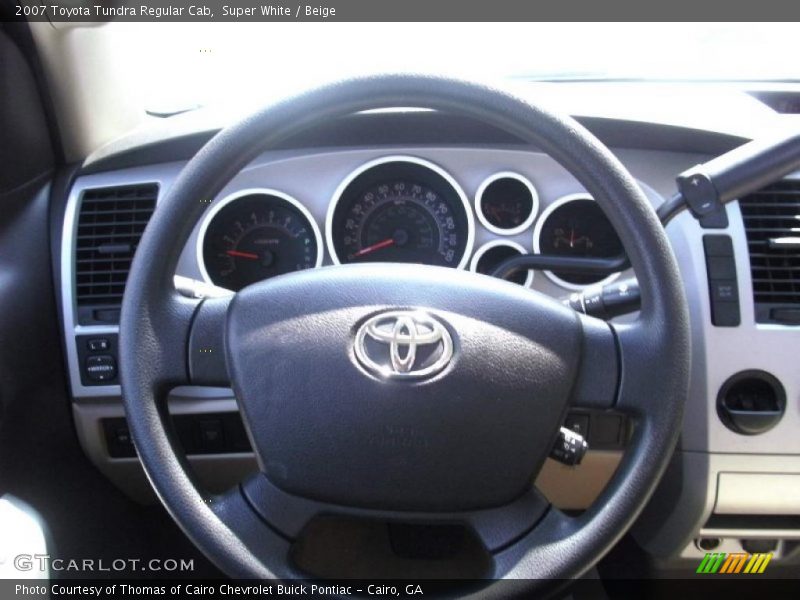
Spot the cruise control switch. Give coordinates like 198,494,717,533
549,427,589,466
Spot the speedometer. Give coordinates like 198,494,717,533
198,189,322,292
327,157,474,268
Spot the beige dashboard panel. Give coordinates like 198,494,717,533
535,451,623,510
715,472,800,515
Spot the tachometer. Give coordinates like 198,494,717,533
327,157,473,268
533,194,625,289
199,189,322,291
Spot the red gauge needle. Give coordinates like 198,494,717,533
350,238,395,259
226,249,259,260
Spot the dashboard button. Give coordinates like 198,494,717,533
102,418,136,458
198,419,225,452
710,301,741,327
113,426,131,447
87,338,110,351
110,429,136,457
706,256,737,279
702,234,734,256
85,355,116,382
710,279,739,303
589,414,623,447
564,414,590,438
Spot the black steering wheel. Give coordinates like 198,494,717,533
119,75,690,592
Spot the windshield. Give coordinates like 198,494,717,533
104,22,800,114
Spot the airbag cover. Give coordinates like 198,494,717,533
226,264,581,511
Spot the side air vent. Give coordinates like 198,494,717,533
740,179,800,324
74,183,158,325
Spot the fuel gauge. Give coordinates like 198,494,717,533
475,172,539,235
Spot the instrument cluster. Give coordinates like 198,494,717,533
197,155,624,292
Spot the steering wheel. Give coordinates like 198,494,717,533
119,75,690,592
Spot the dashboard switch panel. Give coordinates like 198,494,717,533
77,333,119,386
703,235,741,327
103,412,252,459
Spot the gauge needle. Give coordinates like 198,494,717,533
350,238,395,259
226,249,259,260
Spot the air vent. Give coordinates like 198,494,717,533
740,180,800,323
74,184,158,324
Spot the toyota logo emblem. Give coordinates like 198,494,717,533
354,310,454,379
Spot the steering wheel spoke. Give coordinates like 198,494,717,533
570,314,676,418
567,314,620,410
206,482,299,579
187,295,233,387
491,505,577,579
239,474,551,556
120,290,200,394
610,319,685,417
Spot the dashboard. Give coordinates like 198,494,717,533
55,95,800,569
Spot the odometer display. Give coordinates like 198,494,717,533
200,191,322,291
329,158,472,268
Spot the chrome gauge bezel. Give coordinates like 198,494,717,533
474,171,539,236
196,188,324,291
469,239,534,288
325,155,475,270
